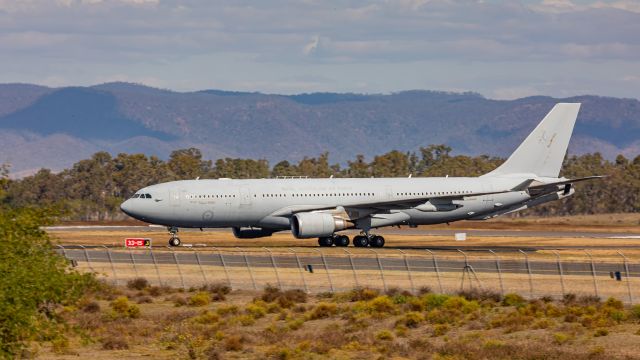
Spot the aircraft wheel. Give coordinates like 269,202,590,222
370,235,385,248
353,235,369,247
318,237,334,247
169,237,181,247
334,235,349,247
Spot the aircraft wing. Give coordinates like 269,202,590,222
266,180,533,218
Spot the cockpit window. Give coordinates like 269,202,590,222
132,194,140,198
145,194,152,199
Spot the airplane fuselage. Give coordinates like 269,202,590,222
121,176,541,229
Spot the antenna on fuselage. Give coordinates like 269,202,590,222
408,174,412,178
195,177,200,180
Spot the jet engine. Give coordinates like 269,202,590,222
232,227,276,239
291,212,351,238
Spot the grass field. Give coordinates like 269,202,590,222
35,281,640,359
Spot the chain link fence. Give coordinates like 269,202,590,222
57,246,640,303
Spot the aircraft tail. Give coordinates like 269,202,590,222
483,103,581,178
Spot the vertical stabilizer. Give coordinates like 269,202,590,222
484,103,581,178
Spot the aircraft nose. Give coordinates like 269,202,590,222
120,199,136,217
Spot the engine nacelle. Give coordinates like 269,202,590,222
291,212,350,238
232,227,275,239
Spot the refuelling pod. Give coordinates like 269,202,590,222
232,227,276,239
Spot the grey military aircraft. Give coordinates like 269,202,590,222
120,103,601,247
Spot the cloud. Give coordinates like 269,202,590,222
303,35,320,56
0,0,638,98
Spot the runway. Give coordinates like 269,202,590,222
44,225,640,240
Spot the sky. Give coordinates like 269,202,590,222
0,0,639,99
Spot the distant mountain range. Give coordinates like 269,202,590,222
1,82,639,177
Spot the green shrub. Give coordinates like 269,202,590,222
442,296,479,314
216,304,239,316
609,309,627,323
188,291,211,307
350,287,380,301
0,207,98,357
109,297,140,318
110,296,130,314
287,317,306,330
308,302,337,320
375,330,394,341
193,310,220,324
398,311,425,328
433,324,450,336
423,293,450,310
502,293,526,307
553,332,570,345
237,314,256,326
631,304,640,319
483,339,506,349
604,297,624,310
369,296,396,314
246,302,267,319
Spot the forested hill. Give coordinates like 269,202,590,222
1,82,639,177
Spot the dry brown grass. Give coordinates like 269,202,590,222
34,283,640,359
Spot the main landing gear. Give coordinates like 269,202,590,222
168,226,181,247
318,234,385,248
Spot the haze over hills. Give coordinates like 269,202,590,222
0,82,639,177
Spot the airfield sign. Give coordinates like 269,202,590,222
125,238,152,248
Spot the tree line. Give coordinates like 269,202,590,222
1,145,638,220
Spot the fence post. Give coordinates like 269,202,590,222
215,247,231,287
79,245,95,273
399,250,415,293
263,247,282,289
149,248,163,286
369,249,387,292
57,244,67,258
289,248,308,293
102,246,118,286
426,249,443,293
552,250,565,298
342,249,359,288
488,250,504,296
584,250,599,298
172,248,186,290
519,250,534,298
129,249,139,278
617,250,633,304
313,249,335,293
192,248,208,285
239,247,257,290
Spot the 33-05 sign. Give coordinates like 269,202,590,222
125,238,152,248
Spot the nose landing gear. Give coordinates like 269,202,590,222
168,226,181,247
